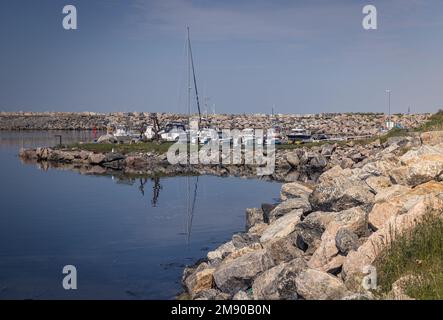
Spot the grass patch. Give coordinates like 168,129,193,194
379,127,410,144
60,141,175,154
417,110,443,132
375,214,443,299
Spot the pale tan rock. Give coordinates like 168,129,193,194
295,268,349,300
420,131,443,145
280,182,313,201
369,181,443,230
343,194,443,292
260,210,303,243
185,264,216,298
207,241,235,261
374,184,410,203
307,221,341,271
366,176,392,193
247,222,268,236
391,153,443,186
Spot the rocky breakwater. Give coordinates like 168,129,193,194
1,112,428,137
20,138,386,182
18,146,201,177
181,130,443,300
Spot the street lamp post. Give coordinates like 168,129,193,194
386,89,391,129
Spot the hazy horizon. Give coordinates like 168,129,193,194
1,0,443,115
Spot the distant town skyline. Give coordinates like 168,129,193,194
1,0,443,115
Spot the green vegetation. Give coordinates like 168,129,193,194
417,109,443,132
61,141,175,154
378,127,410,144
375,214,443,300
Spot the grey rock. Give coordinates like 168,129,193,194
286,153,300,168
232,233,260,249
261,203,277,224
335,228,359,254
252,258,306,300
245,208,264,229
194,289,230,300
263,233,304,264
269,198,311,222
309,166,375,212
232,291,251,300
213,249,275,294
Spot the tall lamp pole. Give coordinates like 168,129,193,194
386,89,391,129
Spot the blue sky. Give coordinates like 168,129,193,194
1,0,443,114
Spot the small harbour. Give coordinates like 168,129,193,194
0,131,281,299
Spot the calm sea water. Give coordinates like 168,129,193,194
0,131,281,299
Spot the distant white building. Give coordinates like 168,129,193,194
385,120,395,130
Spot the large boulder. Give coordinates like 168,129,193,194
335,228,359,255
252,258,307,300
263,234,304,264
373,184,410,203
280,182,313,202
231,233,260,249
245,208,264,229
368,181,443,231
307,221,342,272
194,289,230,300
294,211,332,254
88,153,106,165
232,291,252,300
295,268,349,300
184,262,215,298
261,203,277,223
390,154,443,186
365,176,392,194
268,198,311,222
103,152,124,163
213,249,275,294
343,193,443,292
321,144,335,157
305,207,367,272
331,207,368,237
207,241,236,261
260,210,303,243
286,153,300,168
47,150,75,162
358,157,398,180
309,166,375,212
420,131,443,145
308,153,328,170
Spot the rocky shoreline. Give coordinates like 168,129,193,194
17,129,443,300
180,130,443,300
